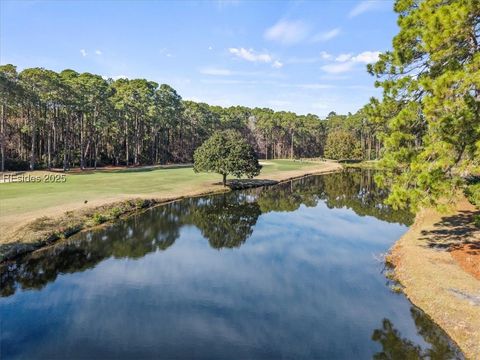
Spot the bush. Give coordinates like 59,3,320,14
110,207,123,219
92,212,107,225
465,183,480,208
4,159,30,171
473,215,480,228
135,199,148,209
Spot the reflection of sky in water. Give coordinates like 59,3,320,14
0,173,456,359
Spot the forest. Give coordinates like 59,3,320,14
0,0,478,212
0,64,382,171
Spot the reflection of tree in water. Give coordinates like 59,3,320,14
0,201,190,297
372,306,461,359
1,169,413,297
0,194,261,296
320,170,414,226
257,170,414,226
257,178,318,213
188,193,261,249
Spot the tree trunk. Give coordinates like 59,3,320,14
134,117,138,165
80,113,85,170
125,120,129,166
222,173,227,187
1,102,5,172
265,136,268,160
47,129,51,169
290,130,294,159
29,108,35,171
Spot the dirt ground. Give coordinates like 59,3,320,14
389,197,480,359
451,243,480,281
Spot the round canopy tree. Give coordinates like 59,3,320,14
193,130,261,186
324,130,362,160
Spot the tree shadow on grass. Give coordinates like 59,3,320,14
226,178,278,190
110,164,193,174
419,209,480,251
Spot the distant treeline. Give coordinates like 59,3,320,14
0,64,383,171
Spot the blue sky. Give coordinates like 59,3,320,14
1,0,397,117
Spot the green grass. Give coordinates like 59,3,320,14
0,160,324,225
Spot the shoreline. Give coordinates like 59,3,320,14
387,197,480,359
0,162,342,262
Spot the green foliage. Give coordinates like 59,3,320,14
368,0,480,211
134,199,149,209
473,215,480,228
324,130,362,160
109,207,123,219
465,182,480,227
465,183,480,207
92,212,107,225
193,130,261,185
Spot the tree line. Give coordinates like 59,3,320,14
0,64,383,171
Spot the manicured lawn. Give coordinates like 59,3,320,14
0,160,333,235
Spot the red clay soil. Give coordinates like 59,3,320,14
451,243,480,281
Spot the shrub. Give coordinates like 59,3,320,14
465,183,480,208
110,207,123,219
473,215,480,228
92,212,107,225
135,199,148,209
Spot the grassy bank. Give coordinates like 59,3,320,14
0,160,341,259
388,197,480,359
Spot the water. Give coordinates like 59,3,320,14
0,170,460,359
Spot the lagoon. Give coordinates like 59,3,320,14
0,170,459,359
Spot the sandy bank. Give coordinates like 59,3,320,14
388,197,480,359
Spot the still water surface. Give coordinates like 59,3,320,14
0,170,459,359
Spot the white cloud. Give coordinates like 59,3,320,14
321,50,380,74
208,46,213,50
335,53,352,62
264,20,309,45
348,1,382,18
80,49,87,57
335,51,380,64
321,62,355,74
351,51,380,63
320,51,332,60
312,28,341,42
272,60,283,69
200,67,233,76
228,47,272,63
95,49,102,55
